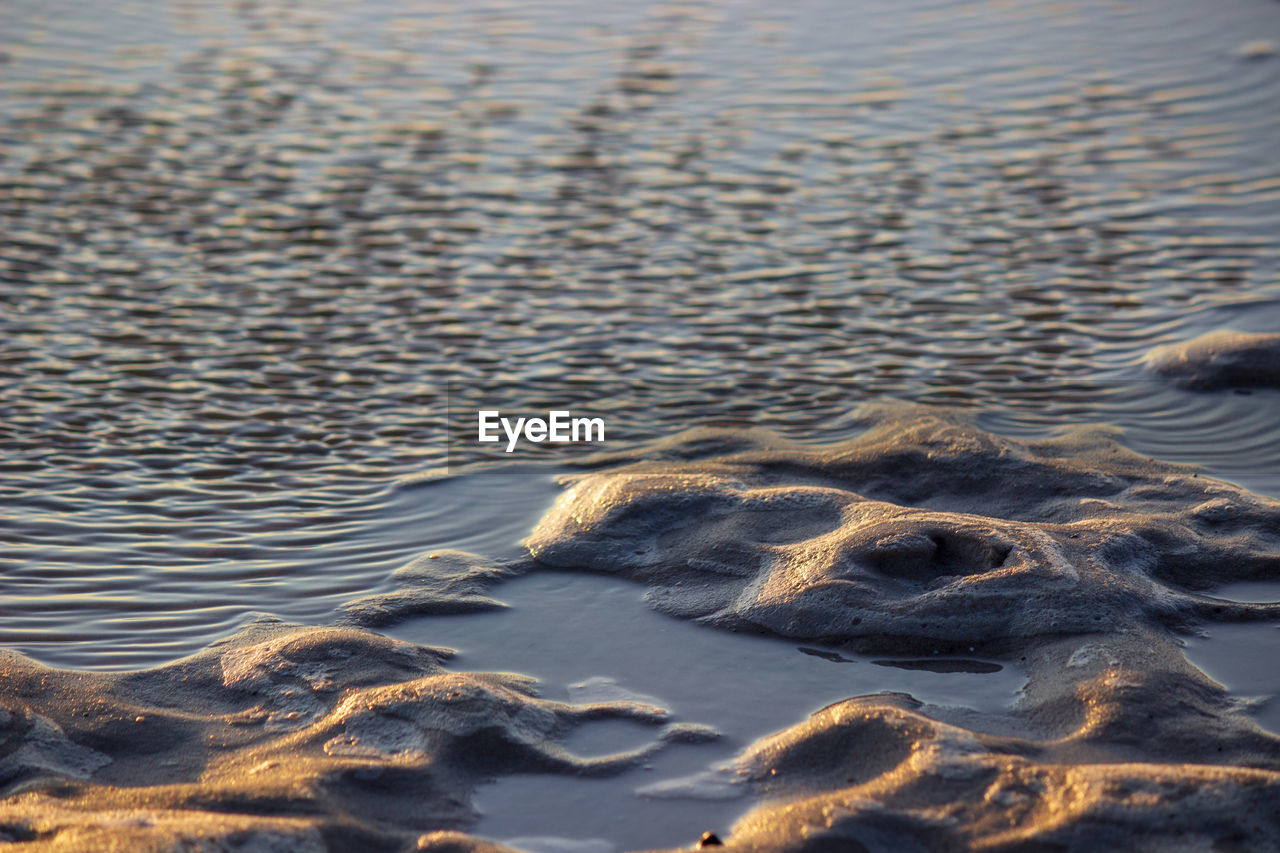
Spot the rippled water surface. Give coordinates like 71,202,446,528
2,0,1279,670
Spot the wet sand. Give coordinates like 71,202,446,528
4,408,1280,851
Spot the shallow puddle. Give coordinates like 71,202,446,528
388,570,1024,850
1183,580,1280,738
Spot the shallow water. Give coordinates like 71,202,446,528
0,467,562,669
1184,617,1280,738
2,0,1280,671
1182,577,1280,738
388,571,1023,850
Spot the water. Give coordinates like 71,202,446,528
1183,609,1280,738
388,571,1024,849
0,466,564,668
3,0,1279,668
2,0,1280,848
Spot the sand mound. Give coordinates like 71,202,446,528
721,693,1280,852
527,405,1280,652
512,405,1280,850
0,619,708,852
6,406,1280,850
1145,330,1280,390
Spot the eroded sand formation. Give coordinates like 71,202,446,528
522,404,1280,850
0,620,712,851
527,405,1280,644
1145,330,1280,390
4,406,1280,851
340,551,517,628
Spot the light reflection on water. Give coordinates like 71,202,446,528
0,0,1278,678
0,468,563,669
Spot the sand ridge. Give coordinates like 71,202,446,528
339,550,519,628
528,404,1280,648
1145,330,1280,391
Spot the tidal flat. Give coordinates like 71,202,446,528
2,0,1280,850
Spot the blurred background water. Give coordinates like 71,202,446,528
1,0,1278,668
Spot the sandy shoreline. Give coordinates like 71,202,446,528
4,406,1279,851
4,0,1280,847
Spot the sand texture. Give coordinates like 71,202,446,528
4,406,1280,851
1145,331,1280,390
0,620,711,851
521,405,1280,850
